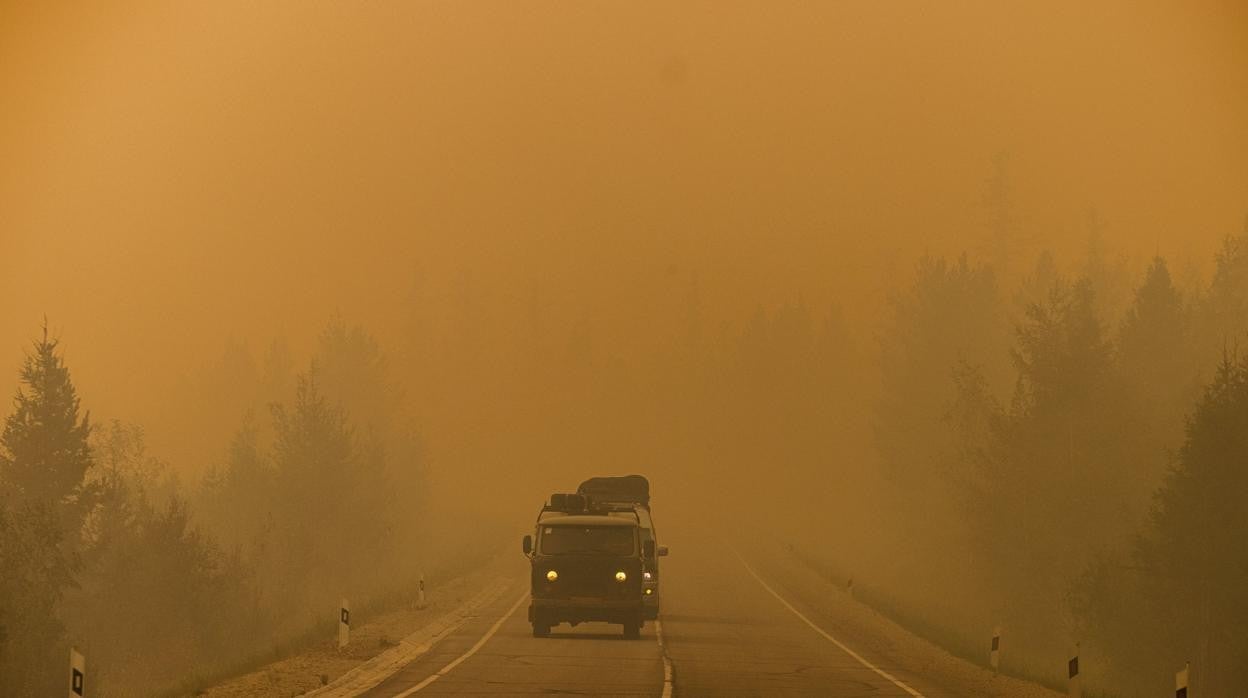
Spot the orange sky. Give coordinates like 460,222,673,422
2,1,1246,463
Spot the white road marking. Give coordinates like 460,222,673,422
654,618,674,698
391,592,528,697
736,553,925,698
306,578,514,698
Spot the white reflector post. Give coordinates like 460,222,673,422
1176,661,1189,698
338,598,350,649
989,626,1001,673
69,647,85,697
1067,650,1081,698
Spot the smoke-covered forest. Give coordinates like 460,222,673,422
4,224,1248,694
0,320,429,694
3,3,1246,696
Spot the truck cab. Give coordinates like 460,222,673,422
523,494,648,639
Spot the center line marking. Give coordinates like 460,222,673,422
735,553,925,697
655,617,674,698
392,592,528,697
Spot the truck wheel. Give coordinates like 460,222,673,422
622,615,641,640
532,611,552,638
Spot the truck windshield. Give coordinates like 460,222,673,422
540,526,635,555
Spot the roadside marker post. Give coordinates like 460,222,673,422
989,626,1000,673
847,577,854,600
1176,661,1189,698
418,573,427,609
339,598,350,649
69,647,85,697
1067,648,1081,698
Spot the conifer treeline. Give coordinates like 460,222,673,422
869,231,1248,694
3,224,1247,695
0,321,420,696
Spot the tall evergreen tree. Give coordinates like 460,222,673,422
1138,355,1248,695
877,254,1009,505
1075,354,1248,695
872,254,1009,638
1119,257,1198,460
1120,258,1187,372
0,326,89,696
0,327,95,529
269,370,393,609
973,278,1147,661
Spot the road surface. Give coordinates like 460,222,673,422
353,525,1028,697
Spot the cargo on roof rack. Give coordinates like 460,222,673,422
576,475,650,508
545,493,590,513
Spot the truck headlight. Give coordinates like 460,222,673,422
546,570,558,582
614,571,627,582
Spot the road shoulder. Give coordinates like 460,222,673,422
194,552,519,698
748,540,1063,698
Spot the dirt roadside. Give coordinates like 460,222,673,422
190,551,522,698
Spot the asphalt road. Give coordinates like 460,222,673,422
358,529,968,697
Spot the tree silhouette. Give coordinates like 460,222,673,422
1138,354,1248,694
0,325,91,696
1,326,96,531
972,278,1146,659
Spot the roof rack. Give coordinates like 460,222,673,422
541,492,644,515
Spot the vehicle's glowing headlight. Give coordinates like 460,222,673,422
645,588,654,595
546,570,558,582
614,571,627,582
643,571,653,581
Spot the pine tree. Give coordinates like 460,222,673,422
0,326,95,531
1076,353,1248,694
1118,257,1198,469
1139,355,1248,694
0,326,92,695
269,370,393,607
872,254,1009,639
1120,258,1187,371
877,254,1009,491
972,278,1148,660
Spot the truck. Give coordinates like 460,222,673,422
576,475,667,619
523,493,650,638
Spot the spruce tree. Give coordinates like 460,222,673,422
972,278,1148,659
1118,257,1197,467
0,326,92,694
0,326,95,532
1139,355,1248,694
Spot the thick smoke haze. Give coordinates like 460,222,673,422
4,3,1245,438
1,2,1246,696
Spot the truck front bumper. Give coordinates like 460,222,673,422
529,597,643,625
